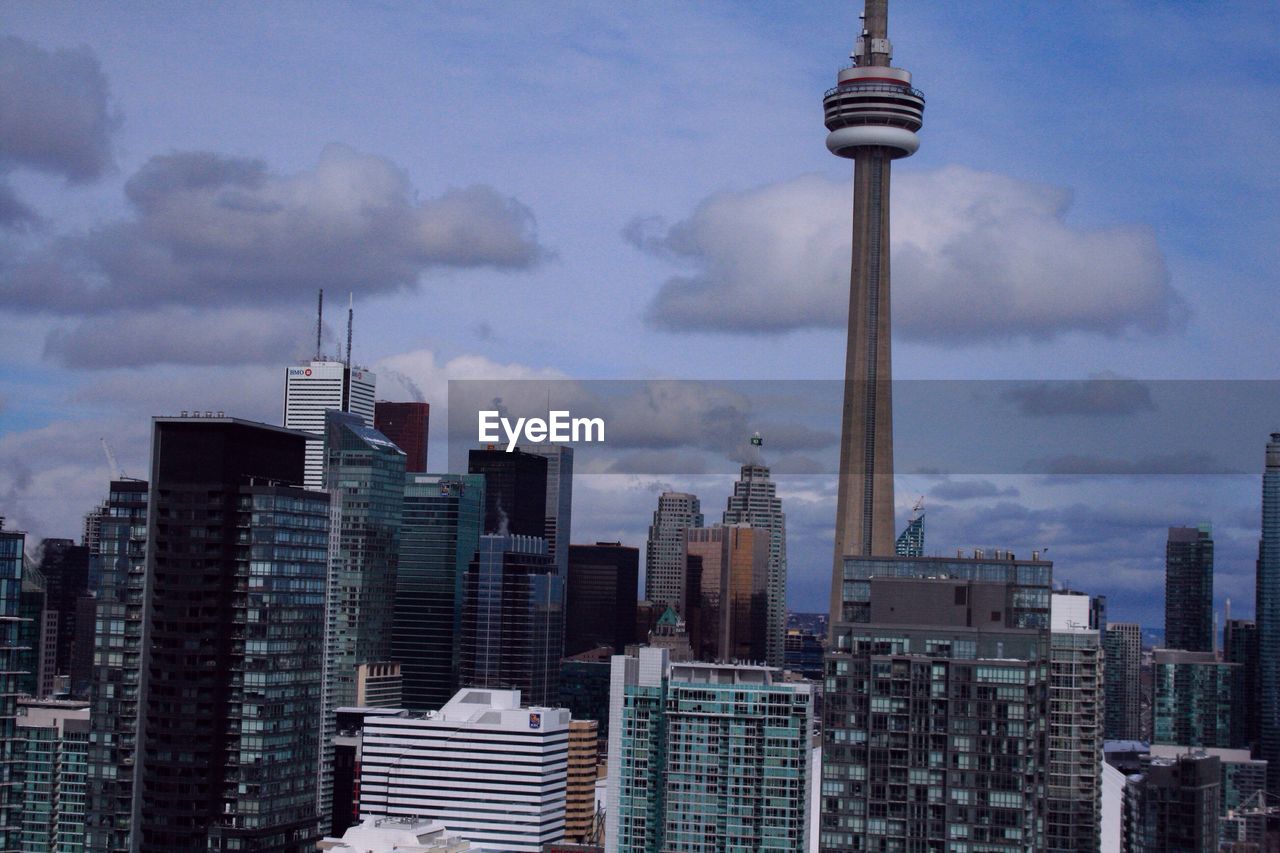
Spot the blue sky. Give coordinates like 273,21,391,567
2,1,1277,628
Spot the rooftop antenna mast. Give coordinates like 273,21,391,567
345,292,354,368
315,289,324,360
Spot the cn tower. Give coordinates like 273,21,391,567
826,0,924,616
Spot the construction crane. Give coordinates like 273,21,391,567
100,437,125,480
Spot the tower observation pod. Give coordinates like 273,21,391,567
828,0,923,619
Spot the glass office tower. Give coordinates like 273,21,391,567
393,473,484,712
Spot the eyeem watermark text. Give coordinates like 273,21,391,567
478,410,605,452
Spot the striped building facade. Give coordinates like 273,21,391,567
359,689,569,852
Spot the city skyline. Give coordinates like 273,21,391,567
2,2,1278,628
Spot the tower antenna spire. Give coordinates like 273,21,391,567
315,289,324,360
345,292,354,368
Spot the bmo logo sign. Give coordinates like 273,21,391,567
288,367,314,377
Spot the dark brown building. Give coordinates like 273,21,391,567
374,401,430,472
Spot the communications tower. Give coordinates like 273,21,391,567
826,0,924,616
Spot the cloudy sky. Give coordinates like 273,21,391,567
2,2,1277,630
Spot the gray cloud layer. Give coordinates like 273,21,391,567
2,146,549,367
1001,374,1156,417
0,36,118,231
0,36,117,181
4,146,547,316
636,168,1184,344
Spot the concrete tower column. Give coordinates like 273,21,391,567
824,0,924,619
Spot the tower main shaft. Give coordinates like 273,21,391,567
826,0,924,618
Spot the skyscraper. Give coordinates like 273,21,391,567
467,448,548,539
1104,622,1144,741
1165,525,1214,652
373,401,430,473
0,521,29,851
1223,617,1259,749
37,538,91,695
1257,432,1280,791
1151,649,1241,749
283,360,377,491
894,504,924,557
722,463,787,666
516,443,574,578
319,410,405,825
644,492,703,613
826,0,926,617
1125,752,1221,852
565,542,638,656
821,553,1053,852
458,534,563,706
684,525,769,663
1047,592,1103,852
84,478,148,853
134,416,329,852
16,698,91,852
606,647,813,852
393,472,484,712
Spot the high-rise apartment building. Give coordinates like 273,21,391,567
1152,649,1242,749
1165,525,1214,652
358,689,570,852
565,542,638,656
459,534,563,706
373,401,430,473
1124,752,1221,852
1223,617,1259,749
722,463,787,667
283,360,377,490
37,538,92,696
84,478,148,853
16,698,91,852
1104,622,1144,741
826,0,926,609
684,525,769,663
394,473,484,712
1047,592,1103,852
1257,432,1280,792
821,553,1053,852
606,647,812,852
467,448,549,539
1147,744,1267,847
134,416,329,852
516,443,574,577
644,492,703,612
0,521,29,851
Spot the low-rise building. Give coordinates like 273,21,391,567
359,689,569,852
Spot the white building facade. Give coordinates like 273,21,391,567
283,359,376,490
359,689,569,852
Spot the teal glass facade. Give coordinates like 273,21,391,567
1152,650,1242,749
394,473,483,712
16,701,90,852
608,649,812,852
